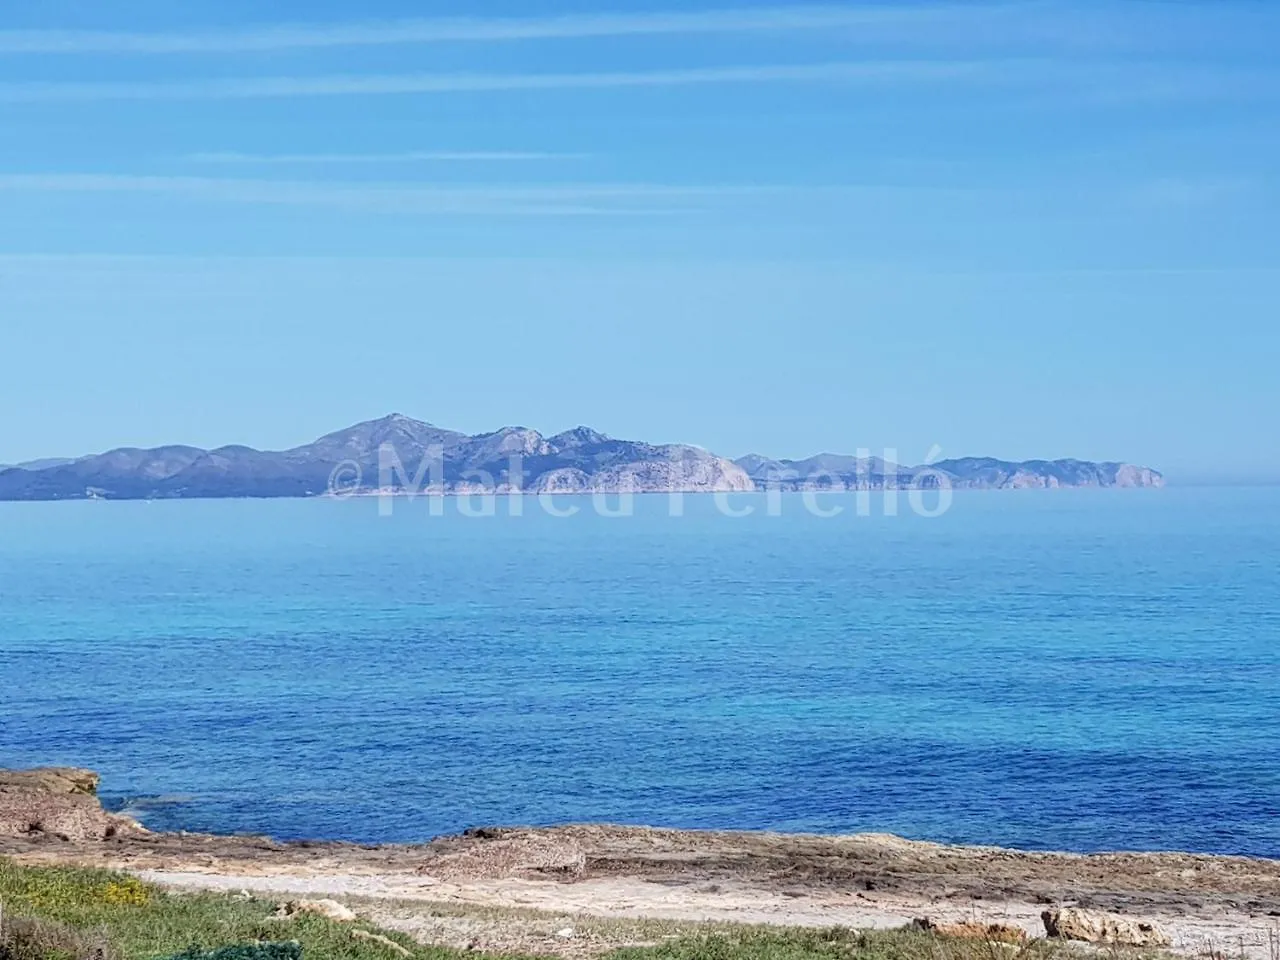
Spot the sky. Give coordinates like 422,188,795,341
0,1,1277,482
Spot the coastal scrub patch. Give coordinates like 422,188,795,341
0,862,145,913
0,860,527,960
0,912,119,960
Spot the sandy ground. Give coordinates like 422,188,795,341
8,824,1280,959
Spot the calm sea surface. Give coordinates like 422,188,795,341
2,488,1278,856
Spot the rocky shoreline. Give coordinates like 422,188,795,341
4,768,1278,957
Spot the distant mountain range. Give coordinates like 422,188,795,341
0,414,1164,501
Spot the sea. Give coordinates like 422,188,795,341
1,487,1277,857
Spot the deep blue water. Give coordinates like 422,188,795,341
2,488,1278,856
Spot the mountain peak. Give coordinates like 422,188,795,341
365,412,434,430
550,426,610,448
296,414,465,459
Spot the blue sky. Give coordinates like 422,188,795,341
1,1,1277,481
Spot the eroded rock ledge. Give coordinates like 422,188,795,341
0,767,146,843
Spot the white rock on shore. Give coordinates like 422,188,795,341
1042,907,1172,947
273,899,358,923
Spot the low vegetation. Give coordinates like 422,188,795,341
0,861,453,960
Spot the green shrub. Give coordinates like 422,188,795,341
0,911,119,960
163,944,302,960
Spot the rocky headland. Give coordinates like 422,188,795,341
0,767,146,843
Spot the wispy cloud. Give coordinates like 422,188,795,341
0,5,991,55
185,151,589,164
4,59,1271,107
0,61,992,103
0,172,788,216
1130,177,1254,210
5,255,1278,279
0,168,1258,225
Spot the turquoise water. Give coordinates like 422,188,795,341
1,489,1278,856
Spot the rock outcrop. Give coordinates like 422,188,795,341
272,899,357,922
425,827,587,879
1042,907,1171,947
914,918,1028,943
0,767,143,842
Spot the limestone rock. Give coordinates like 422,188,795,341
0,767,143,842
274,899,358,922
0,768,102,795
1042,907,1171,947
914,918,1028,943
